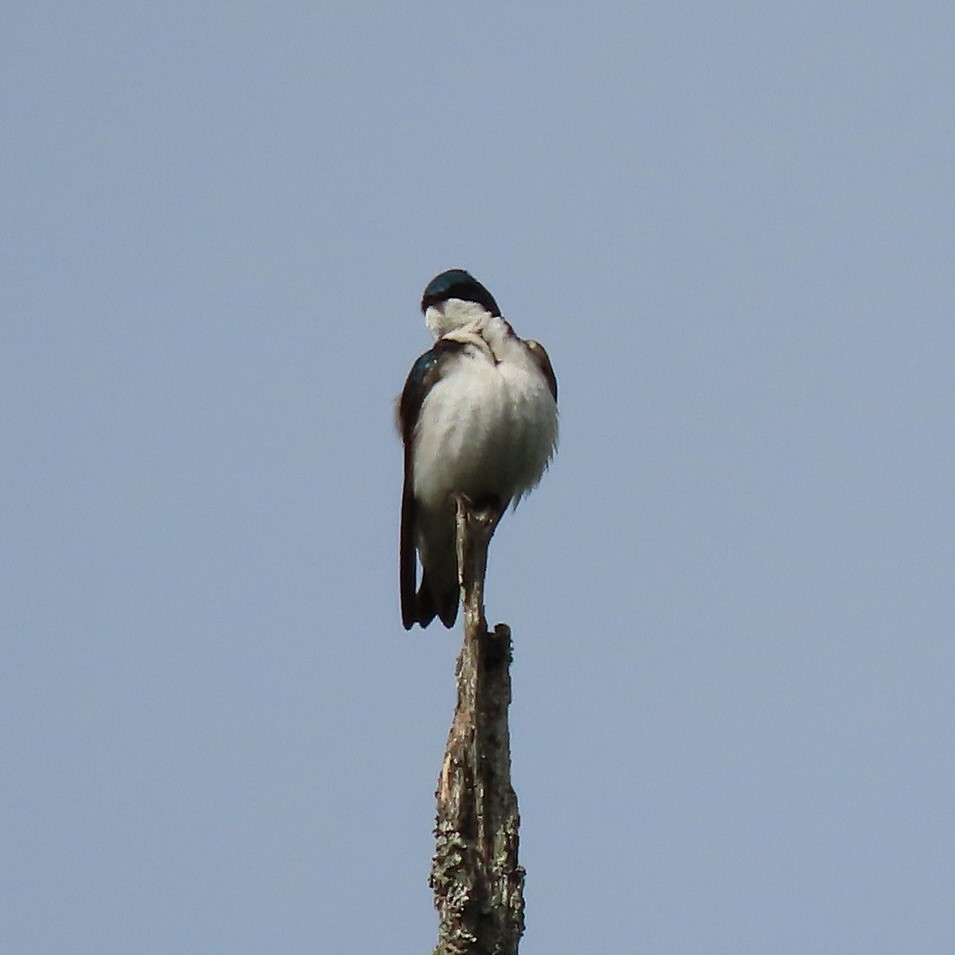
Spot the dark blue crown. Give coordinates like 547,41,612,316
421,269,501,317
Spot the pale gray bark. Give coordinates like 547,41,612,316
430,498,525,955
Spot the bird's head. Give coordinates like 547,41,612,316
421,269,501,337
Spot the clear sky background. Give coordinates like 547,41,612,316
3,3,953,953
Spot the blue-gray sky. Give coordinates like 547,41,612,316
3,3,954,952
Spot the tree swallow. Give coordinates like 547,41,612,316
398,269,558,629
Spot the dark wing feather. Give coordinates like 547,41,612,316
399,453,419,629
524,339,558,402
397,340,466,629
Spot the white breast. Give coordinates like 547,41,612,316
412,330,558,510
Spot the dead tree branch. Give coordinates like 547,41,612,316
430,497,525,955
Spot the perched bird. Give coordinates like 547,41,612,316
398,269,558,629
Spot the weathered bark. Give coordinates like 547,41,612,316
430,498,525,955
